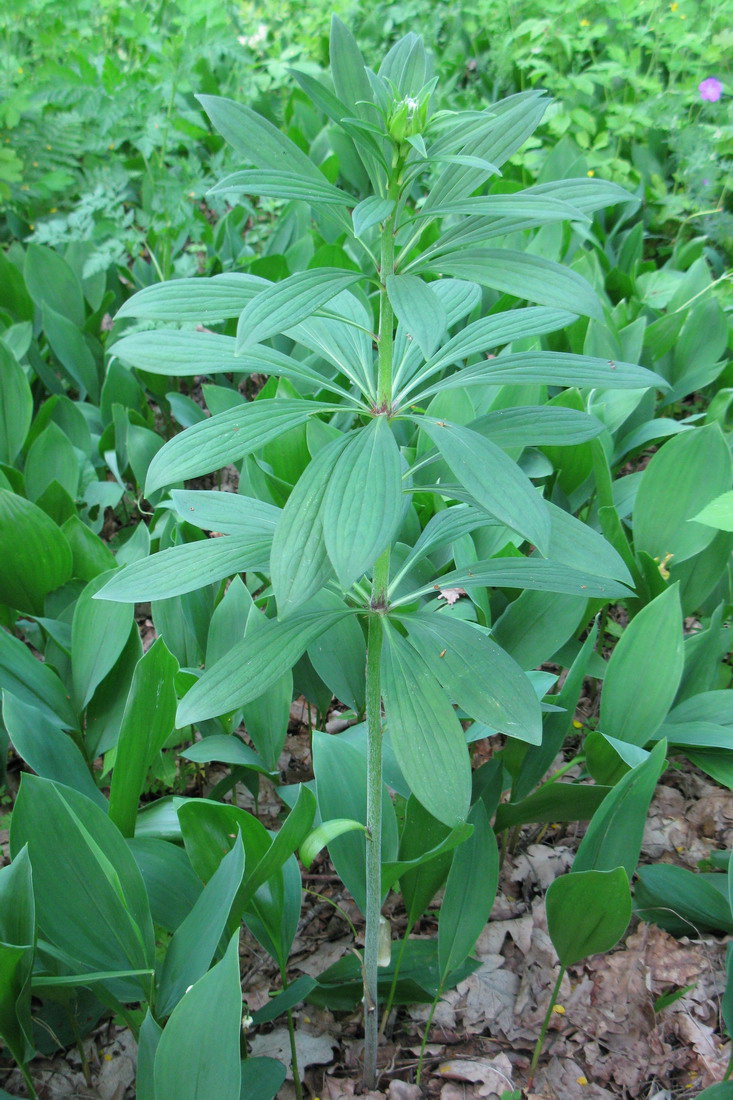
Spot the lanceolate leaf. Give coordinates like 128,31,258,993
236,270,362,352
115,273,267,322
209,169,354,206
470,406,605,448
171,491,280,537
0,847,35,1067
438,801,498,982
415,418,551,554
72,573,134,709
271,434,350,616
381,622,471,827
145,399,337,495
386,274,447,358
418,351,666,399
404,558,632,601
0,627,77,729
401,613,542,743
321,417,404,587
96,536,272,603
547,868,632,968
0,490,72,614
110,331,352,396
416,249,604,320
176,608,355,726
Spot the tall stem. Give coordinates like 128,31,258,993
363,196,398,1091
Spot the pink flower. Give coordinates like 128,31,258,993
699,77,723,102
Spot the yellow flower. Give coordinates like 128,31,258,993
577,1077,589,1087
552,1004,566,1015
572,719,583,729
587,169,595,177
670,1,678,9
580,18,590,26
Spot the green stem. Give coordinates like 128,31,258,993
379,922,411,1037
528,964,566,1087
415,987,442,1086
19,1062,39,1100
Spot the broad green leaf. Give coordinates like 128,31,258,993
127,839,203,934
635,865,733,937
322,418,404,587
96,535,272,603
154,933,242,1100
692,491,733,532
402,613,542,743
352,197,394,237
386,274,447,358
171,491,280,537
381,823,472,897
545,501,633,584
180,736,271,774
471,405,605,448
417,192,587,223
415,418,551,553
0,847,35,1066
251,977,317,1026
408,558,631,600
634,424,732,564
306,591,367,712
418,249,603,320
547,867,632,967
271,435,349,616
146,399,336,495
0,624,77,728
397,799,453,926
24,243,84,327
2,692,106,809
176,608,352,726
420,351,666,400
0,490,72,614
312,730,398,912
210,169,353,206
573,740,667,878
492,588,588,670
236,269,361,352
600,585,683,747
381,622,470,827
108,639,178,838
157,840,245,1015
24,421,79,503
239,1058,288,1100
438,801,498,981
62,514,116,581
116,273,267,321
494,781,609,831
300,819,366,869
10,777,154,992
0,344,32,464
71,573,134,709
41,302,99,400
111,330,349,395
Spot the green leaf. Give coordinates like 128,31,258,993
600,585,683,747
210,169,353,206
573,740,667,878
0,624,77,728
418,192,587,223
10,776,154,993
145,399,336,495
176,608,352,726
108,639,178,838
321,418,404,587
419,352,666,401
381,622,470,827
438,801,498,981
0,490,72,614
41,302,99,400
251,977,317,1026
634,425,733,564
692,491,733,532
547,867,632,967
24,243,84,327
180,736,271,774
116,273,266,322
96,536,272,603
494,781,610,831
236,269,362,352
415,418,551,553
71,573,134,709
411,558,631,600
0,344,32,464
352,197,394,237
240,1058,288,1100
396,799,454,925
306,591,367,712
154,933,242,1100
386,274,447,359
471,405,605,448
2,693,106,809
635,865,733,937
0,847,35,1066
300,819,366,869
171,491,280,537
128,838,203,934
157,839,245,1016
401,612,542,744
271,435,349,617
419,249,603,320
